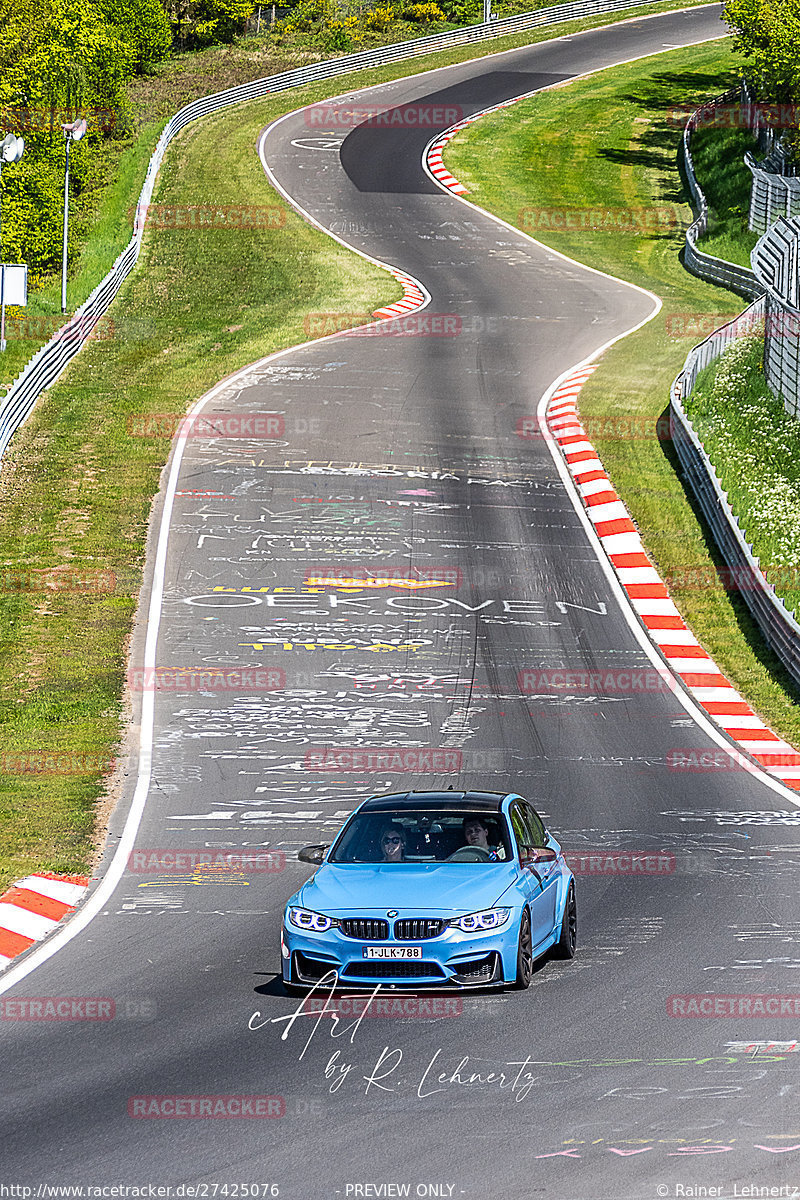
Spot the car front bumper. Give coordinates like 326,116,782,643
281,919,521,989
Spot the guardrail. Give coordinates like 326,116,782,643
0,0,686,463
670,296,800,690
680,86,764,298
746,148,800,234
750,215,800,416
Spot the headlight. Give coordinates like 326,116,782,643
287,907,339,933
448,907,512,932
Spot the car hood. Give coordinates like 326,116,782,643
298,862,518,915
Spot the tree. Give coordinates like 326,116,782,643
0,0,133,281
725,0,800,101
95,0,172,74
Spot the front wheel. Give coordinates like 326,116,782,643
511,908,533,989
552,883,577,960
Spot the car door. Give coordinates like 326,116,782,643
511,801,558,947
520,806,556,945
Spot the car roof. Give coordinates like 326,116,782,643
359,790,511,814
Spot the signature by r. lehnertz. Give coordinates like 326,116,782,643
248,970,538,1101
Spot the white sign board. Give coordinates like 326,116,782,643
0,264,27,306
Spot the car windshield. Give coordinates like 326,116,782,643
328,810,511,864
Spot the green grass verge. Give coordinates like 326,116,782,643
691,124,759,267
0,2,719,894
445,37,800,749
686,335,800,616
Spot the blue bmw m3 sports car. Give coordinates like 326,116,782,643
281,790,577,991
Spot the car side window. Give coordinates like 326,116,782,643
510,803,532,857
522,803,547,848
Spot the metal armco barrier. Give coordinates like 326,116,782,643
681,86,763,298
670,296,800,689
0,0,684,463
746,147,800,235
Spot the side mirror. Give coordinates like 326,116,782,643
298,844,329,865
521,846,557,868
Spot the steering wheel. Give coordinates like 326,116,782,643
446,845,494,862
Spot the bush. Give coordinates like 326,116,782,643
363,3,396,29
283,0,327,29
434,0,479,18
318,18,353,46
165,0,257,47
401,2,444,19
96,0,172,73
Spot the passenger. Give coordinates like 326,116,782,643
462,816,500,860
379,825,407,863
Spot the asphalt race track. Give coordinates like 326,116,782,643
6,6,800,1196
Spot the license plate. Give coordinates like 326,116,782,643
363,946,423,959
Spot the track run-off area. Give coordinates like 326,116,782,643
5,6,800,1197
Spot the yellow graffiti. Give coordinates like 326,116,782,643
137,868,251,888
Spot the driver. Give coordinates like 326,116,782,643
462,817,500,861
379,824,407,863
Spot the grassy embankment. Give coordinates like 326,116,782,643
444,39,800,748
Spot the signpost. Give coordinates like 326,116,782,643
0,264,28,352
0,133,25,353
